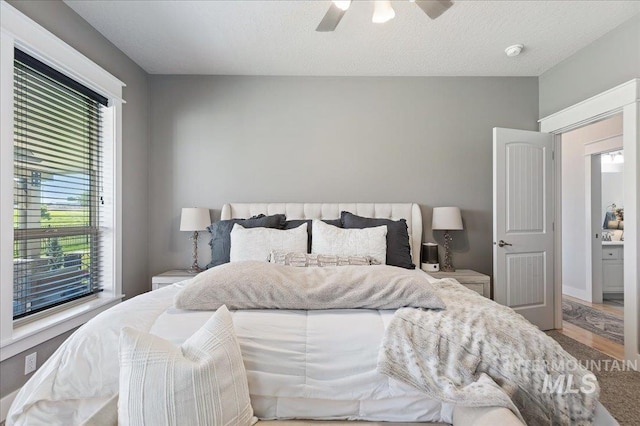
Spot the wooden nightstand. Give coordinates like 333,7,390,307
426,269,491,298
152,270,199,291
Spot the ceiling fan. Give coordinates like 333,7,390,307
316,0,454,32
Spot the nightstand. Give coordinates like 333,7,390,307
152,270,199,291
426,269,491,298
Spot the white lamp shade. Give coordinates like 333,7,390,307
180,207,211,231
432,207,463,231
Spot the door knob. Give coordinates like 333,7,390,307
498,240,512,247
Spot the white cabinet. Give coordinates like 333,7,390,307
602,244,623,294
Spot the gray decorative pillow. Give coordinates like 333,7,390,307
341,211,415,270
269,250,379,267
206,214,285,268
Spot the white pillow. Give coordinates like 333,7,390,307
311,219,387,264
118,305,255,426
230,222,308,262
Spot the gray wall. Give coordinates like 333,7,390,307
148,76,539,278
539,15,640,118
2,0,149,399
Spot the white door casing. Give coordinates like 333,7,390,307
493,128,555,330
540,79,638,366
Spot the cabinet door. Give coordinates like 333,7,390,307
602,262,624,293
602,247,620,260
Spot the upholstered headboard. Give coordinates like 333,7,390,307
221,203,422,264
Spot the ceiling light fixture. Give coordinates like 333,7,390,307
601,151,624,173
332,0,351,11
372,0,395,23
505,44,524,57
317,0,452,32
602,151,624,164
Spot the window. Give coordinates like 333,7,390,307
12,49,108,319
1,2,123,360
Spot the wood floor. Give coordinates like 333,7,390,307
556,295,625,360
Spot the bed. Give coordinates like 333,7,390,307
7,203,617,426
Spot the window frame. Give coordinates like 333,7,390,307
13,49,106,319
0,2,124,361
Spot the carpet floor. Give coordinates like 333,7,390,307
548,330,640,425
562,298,624,344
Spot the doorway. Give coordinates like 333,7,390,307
557,114,624,359
539,78,639,367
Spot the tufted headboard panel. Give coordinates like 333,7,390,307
221,203,422,264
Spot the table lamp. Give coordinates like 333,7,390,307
180,207,211,273
431,207,463,272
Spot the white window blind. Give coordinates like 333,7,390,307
13,48,107,320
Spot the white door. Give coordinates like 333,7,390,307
493,128,555,330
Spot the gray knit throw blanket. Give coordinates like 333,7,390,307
378,279,599,425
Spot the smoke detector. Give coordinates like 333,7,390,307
505,44,524,57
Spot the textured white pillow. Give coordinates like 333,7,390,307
230,222,308,262
118,305,255,426
268,250,379,267
311,219,387,264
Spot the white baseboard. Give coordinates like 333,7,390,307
562,286,590,302
1,388,19,423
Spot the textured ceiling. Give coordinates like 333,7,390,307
64,0,640,76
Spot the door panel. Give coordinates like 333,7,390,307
506,143,545,233
494,128,554,330
506,252,545,307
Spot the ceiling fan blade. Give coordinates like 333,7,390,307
316,3,347,32
414,0,453,20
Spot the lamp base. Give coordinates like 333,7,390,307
188,230,203,274
441,230,456,272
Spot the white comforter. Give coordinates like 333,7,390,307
8,278,454,425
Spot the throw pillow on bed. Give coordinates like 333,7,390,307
118,305,255,426
311,219,387,264
283,218,342,252
206,214,286,268
268,250,379,266
341,211,415,269
229,223,308,262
